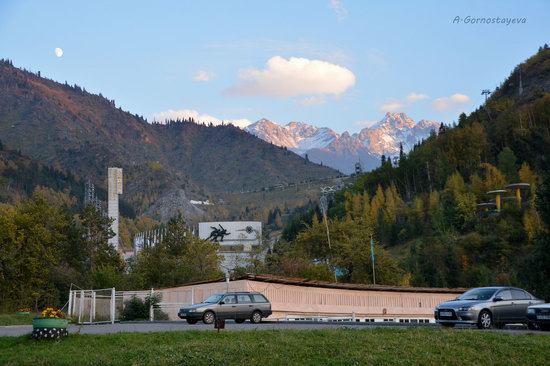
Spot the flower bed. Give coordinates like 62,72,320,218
32,308,69,340
16,308,31,316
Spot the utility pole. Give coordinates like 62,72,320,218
370,235,376,285
320,196,332,252
481,89,491,103
481,89,493,122
320,186,338,283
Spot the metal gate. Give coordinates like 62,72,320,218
68,288,192,323
68,288,122,324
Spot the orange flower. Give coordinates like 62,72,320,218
40,307,65,319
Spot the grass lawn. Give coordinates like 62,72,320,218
0,328,549,365
0,313,37,326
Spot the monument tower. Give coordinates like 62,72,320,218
107,167,123,249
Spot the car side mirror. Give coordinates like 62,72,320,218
219,301,225,305
493,296,503,302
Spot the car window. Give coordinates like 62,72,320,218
203,294,223,303
497,290,512,300
458,288,497,300
511,289,528,300
222,295,237,304
237,295,252,303
252,294,268,303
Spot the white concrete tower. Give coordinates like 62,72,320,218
107,167,123,249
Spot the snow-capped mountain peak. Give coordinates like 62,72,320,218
372,112,416,130
246,112,441,174
246,119,337,154
357,112,439,155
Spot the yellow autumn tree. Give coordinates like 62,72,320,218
480,163,506,190
470,174,486,201
370,185,385,224
518,162,538,196
361,191,372,225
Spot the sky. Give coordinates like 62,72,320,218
0,0,548,133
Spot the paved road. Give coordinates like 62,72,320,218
1,321,548,337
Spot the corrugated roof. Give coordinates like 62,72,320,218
159,273,467,294
242,274,467,294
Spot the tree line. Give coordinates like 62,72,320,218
0,193,222,312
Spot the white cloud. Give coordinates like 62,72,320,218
226,56,356,97
296,96,326,107
380,101,404,112
329,0,348,22
380,92,430,112
433,93,471,112
406,93,430,103
152,109,251,128
193,71,214,81
354,119,378,128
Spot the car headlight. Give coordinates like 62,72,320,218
458,306,472,311
527,308,535,314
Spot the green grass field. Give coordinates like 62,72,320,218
0,313,37,326
0,328,548,365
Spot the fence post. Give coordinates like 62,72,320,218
78,290,84,324
110,287,116,324
149,288,154,322
68,290,73,318
191,287,194,305
90,291,96,323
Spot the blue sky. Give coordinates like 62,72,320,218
0,0,548,132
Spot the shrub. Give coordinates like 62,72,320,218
120,294,168,321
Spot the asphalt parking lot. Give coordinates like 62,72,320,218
1,321,548,337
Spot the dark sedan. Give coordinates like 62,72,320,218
527,303,550,331
435,287,543,329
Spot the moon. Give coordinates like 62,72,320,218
54,48,63,58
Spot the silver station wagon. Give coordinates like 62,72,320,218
178,292,272,324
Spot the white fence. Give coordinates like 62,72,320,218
67,288,193,324
68,288,120,324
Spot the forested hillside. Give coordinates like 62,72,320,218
271,46,550,299
0,59,339,216
0,141,136,216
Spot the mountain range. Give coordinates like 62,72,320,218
0,59,338,221
245,113,441,174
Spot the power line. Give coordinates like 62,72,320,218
481,89,493,122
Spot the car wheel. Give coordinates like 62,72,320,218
235,319,245,324
527,321,539,330
540,324,550,332
441,323,455,328
202,311,215,325
250,311,262,324
186,319,198,325
477,310,492,330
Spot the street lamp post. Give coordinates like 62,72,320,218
219,264,232,292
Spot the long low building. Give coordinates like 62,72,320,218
154,274,466,322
